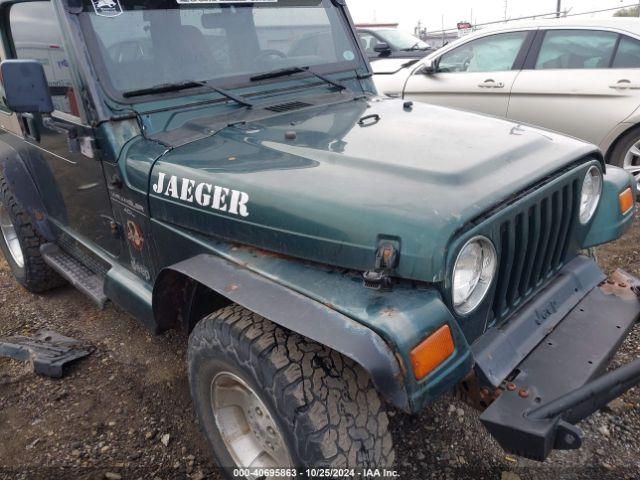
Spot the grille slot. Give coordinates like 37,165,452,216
265,101,312,113
491,179,578,321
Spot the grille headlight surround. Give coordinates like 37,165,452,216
579,166,603,224
452,236,497,316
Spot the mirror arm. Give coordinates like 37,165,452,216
19,112,42,142
42,116,82,154
42,116,76,134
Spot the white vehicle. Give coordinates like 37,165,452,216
375,18,640,188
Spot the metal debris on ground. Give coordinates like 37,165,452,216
0,329,93,378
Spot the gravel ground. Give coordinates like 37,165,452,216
0,210,639,480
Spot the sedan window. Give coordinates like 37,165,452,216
536,30,618,69
613,36,640,68
358,33,378,54
437,32,528,73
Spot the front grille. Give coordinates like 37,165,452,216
491,176,580,321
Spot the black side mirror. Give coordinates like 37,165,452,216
1,60,53,114
421,59,436,75
373,42,392,55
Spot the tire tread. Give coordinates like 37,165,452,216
0,171,65,292
188,304,395,468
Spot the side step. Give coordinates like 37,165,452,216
40,243,108,308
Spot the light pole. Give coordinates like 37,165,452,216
556,0,562,17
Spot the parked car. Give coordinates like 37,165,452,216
357,27,433,60
0,0,638,473
374,18,640,189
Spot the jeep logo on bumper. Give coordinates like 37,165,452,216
152,172,250,218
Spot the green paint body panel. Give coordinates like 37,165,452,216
148,97,602,285
0,0,637,415
583,166,638,248
150,219,475,411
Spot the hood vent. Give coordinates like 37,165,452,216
265,101,313,113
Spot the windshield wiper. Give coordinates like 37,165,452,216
122,80,206,98
402,42,427,52
122,80,254,108
250,66,347,91
209,85,254,108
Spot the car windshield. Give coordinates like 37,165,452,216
376,29,429,50
78,0,361,98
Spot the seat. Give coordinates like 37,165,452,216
164,25,221,81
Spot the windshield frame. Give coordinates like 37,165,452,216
77,0,368,104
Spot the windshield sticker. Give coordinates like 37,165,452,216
91,0,123,17
343,50,355,61
152,172,250,218
176,0,278,4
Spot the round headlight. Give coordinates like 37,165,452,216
579,166,603,224
452,236,497,316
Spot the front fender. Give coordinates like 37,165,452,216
164,253,410,410
152,221,474,412
582,166,636,249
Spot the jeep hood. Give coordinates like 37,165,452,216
148,98,598,283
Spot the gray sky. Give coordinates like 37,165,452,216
346,0,638,32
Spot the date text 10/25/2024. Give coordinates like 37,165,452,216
232,468,401,478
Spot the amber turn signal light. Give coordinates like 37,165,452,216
410,325,455,380
619,188,634,216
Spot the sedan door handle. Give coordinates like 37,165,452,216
478,79,505,89
610,80,640,90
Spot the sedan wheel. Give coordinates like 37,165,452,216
623,139,640,191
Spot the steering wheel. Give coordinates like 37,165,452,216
254,49,287,63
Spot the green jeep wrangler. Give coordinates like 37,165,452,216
0,0,639,474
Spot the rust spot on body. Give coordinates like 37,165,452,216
600,270,640,300
380,308,398,318
394,352,407,378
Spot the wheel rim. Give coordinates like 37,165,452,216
211,371,293,473
623,139,640,191
0,203,24,269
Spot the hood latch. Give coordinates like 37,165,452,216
363,242,399,291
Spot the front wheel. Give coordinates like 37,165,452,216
187,305,395,478
0,171,64,293
610,126,640,193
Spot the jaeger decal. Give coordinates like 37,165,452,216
152,172,250,218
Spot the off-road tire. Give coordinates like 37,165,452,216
0,172,65,293
188,305,395,477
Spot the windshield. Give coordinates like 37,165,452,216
376,29,430,51
78,0,361,99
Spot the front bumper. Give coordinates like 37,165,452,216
479,267,640,461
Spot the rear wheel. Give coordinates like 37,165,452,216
610,126,640,193
0,171,64,293
188,305,395,478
